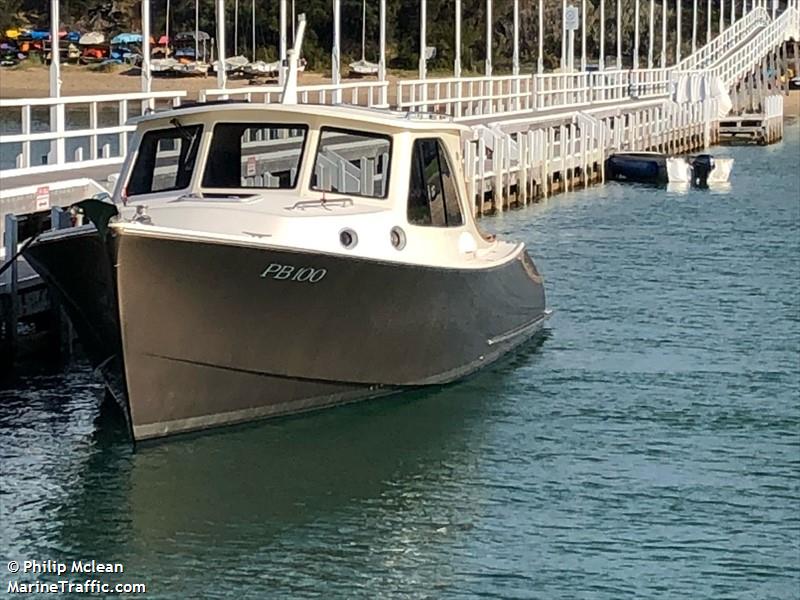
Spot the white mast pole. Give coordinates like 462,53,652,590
380,0,387,104
419,0,427,79
616,0,622,69
707,0,711,42
582,0,587,70
234,0,239,55
660,0,666,67
194,0,199,61
513,0,519,75
692,0,697,54
280,0,287,84
455,0,462,76
600,0,605,70
538,0,543,73
49,0,60,98
648,0,655,68
561,0,567,69
720,0,725,33
485,0,492,76
142,0,151,93
215,0,226,88
251,0,255,60
731,0,735,24
677,0,681,63
165,0,170,55
333,0,341,100
634,0,640,68
361,0,366,61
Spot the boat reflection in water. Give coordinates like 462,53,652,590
48,338,545,562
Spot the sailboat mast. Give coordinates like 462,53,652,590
165,0,170,54
361,0,366,61
251,0,256,61
234,0,239,55
194,0,199,60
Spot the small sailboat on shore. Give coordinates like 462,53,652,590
349,0,378,77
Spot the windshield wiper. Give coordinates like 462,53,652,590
170,117,194,142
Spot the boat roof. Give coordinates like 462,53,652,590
134,102,471,135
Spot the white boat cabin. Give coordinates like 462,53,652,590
113,103,521,269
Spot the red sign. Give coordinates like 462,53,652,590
35,186,51,211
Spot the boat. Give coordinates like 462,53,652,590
212,55,250,75
349,58,379,77
348,0,379,77
606,151,733,186
242,59,281,78
23,19,547,442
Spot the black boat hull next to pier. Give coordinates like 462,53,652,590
24,226,547,441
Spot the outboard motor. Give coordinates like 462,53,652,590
690,154,715,188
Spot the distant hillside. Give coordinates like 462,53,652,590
2,0,708,71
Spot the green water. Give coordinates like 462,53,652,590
1,121,798,598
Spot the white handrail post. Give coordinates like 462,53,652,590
486,0,493,76
333,0,341,103
379,0,387,106
215,0,227,89
455,0,462,77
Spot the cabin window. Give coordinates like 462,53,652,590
311,128,391,199
407,138,464,227
128,125,202,196
202,123,307,189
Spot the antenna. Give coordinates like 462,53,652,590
281,14,306,105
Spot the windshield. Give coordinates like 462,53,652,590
202,123,308,189
127,124,203,196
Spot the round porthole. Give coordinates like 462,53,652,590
390,226,406,250
339,228,358,249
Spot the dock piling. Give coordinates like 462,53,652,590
2,214,20,370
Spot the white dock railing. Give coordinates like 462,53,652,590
677,7,770,71
0,91,185,178
395,75,533,118
199,80,389,109
1,3,796,182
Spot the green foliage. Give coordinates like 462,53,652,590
1,0,723,72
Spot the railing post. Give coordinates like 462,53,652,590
2,214,19,369
21,105,31,169
49,101,65,167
